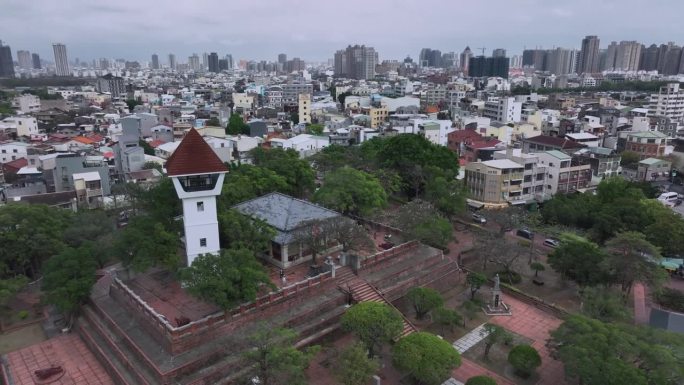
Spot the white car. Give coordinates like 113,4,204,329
471,213,487,224
543,238,560,248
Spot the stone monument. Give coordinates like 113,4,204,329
483,274,511,316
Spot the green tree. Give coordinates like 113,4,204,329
324,218,375,254
460,300,480,328
392,332,461,385
465,376,498,385
333,343,379,385
341,302,403,358
219,164,289,207
0,204,71,279
42,245,97,316
551,315,684,385
393,200,453,250
337,91,351,106
312,167,387,216
424,175,466,217
467,272,487,300
181,248,274,310
205,117,221,126
218,209,276,254
530,262,545,277
0,276,29,306
125,99,142,111
580,287,630,322
243,324,319,385
508,344,541,378
547,234,609,287
138,139,155,155
307,123,324,135
142,161,163,172
226,114,250,135
603,232,664,294
251,147,315,198
311,145,363,174
643,206,684,256
481,324,512,360
406,287,444,320
432,306,462,334
131,177,182,229
113,216,181,272
620,151,641,167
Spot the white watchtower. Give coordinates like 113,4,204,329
165,128,228,266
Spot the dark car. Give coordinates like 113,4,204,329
516,228,535,240
471,213,487,224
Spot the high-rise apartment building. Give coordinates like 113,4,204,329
522,49,546,70
640,44,659,71
278,53,287,63
602,41,618,71
225,54,233,70
188,54,200,71
96,74,126,98
460,46,473,75
468,55,510,78
202,53,208,70
614,41,641,71
0,41,14,78
52,43,70,76
151,54,159,69
32,53,41,69
168,53,176,70
492,48,506,58
208,52,219,73
333,45,378,80
579,35,600,74
648,83,684,122
419,48,442,67
17,50,31,69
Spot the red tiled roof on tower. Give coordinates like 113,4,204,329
165,128,228,177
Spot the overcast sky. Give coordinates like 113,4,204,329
1,0,681,64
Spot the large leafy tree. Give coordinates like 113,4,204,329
551,315,684,385
243,324,319,385
432,306,462,334
182,248,273,310
226,114,250,135
251,147,315,198
42,245,98,315
481,324,512,360
312,167,387,216
218,209,276,254
465,376,498,385
406,287,444,320
392,200,453,250
547,234,609,287
219,164,289,207
392,332,461,385
467,272,487,300
113,216,181,272
507,344,541,378
63,210,115,268
603,232,664,294
323,218,375,254
341,302,403,358
0,204,71,279
580,287,630,323
424,175,466,217
333,343,379,385
131,177,182,229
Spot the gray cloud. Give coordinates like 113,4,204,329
1,0,682,63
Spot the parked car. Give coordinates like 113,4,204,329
471,213,487,224
543,238,560,248
516,228,535,240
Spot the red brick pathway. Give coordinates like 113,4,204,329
454,359,515,385
3,334,114,385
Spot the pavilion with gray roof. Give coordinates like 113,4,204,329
233,192,343,268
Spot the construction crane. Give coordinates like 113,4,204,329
477,47,487,56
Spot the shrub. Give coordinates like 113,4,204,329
494,270,521,284
508,344,541,378
17,310,29,320
465,375,498,385
406,287,444,320
653,287,684,313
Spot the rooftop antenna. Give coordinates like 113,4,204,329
477,47,487,56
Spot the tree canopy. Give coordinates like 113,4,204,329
113,215,181,272
341,302,403,358
465,376,498,385
312,166,387,216
391,200,454,249
219,164,289,207
226,114,250,135
551,315,684,385
42,245,98,314
406,287,444,320
181,248,273,310
392,332,461,385
507,344,541,378
333,343,379,385
218,209,275,254
547,234,609,287
251,147,315,198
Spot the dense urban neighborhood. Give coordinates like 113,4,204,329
2,3,684,384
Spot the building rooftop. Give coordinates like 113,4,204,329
639,157,669,166
165,128,228,177
566,132,598,140
481,159,524,169
543,150,572,160
628,131,668,138
524,135,586,149
73,171,101,182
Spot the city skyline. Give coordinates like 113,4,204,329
1,0,683,62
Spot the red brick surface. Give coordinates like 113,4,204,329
3,334,114,385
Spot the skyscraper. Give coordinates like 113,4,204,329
208,52,219,73
32,53,41,69
492,48,507,58
579,35,600,74
188,54,200,71
225,54,233,70
168,54,176,70
52,43,70,76
468,55,510,78
151,54,159,69
602,41,618,71
202,53,208,70
278,53,287,63
614,41,641,72
17,50,31,69
640,44,659,71
333,45,378,79
0,41,14,78
460,46,473,75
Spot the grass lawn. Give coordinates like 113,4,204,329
462,327,539,385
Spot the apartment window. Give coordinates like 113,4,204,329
1,150,5,154
197,201,204,212
12,149,17,153
200,238,207,247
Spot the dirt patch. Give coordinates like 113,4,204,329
462,327,539,385
0,323,46,355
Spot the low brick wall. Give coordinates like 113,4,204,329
359,240,420,270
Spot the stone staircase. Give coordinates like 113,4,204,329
346,279,417,338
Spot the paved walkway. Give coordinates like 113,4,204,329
452,323,488,353
633,283,648,325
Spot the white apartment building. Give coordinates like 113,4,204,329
269,134,329,158
648,83,684,122
299,93,311,124
232,93,255,111
12,94,41,114
0,117,39,137
0,142,30,163
483,97,522,124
